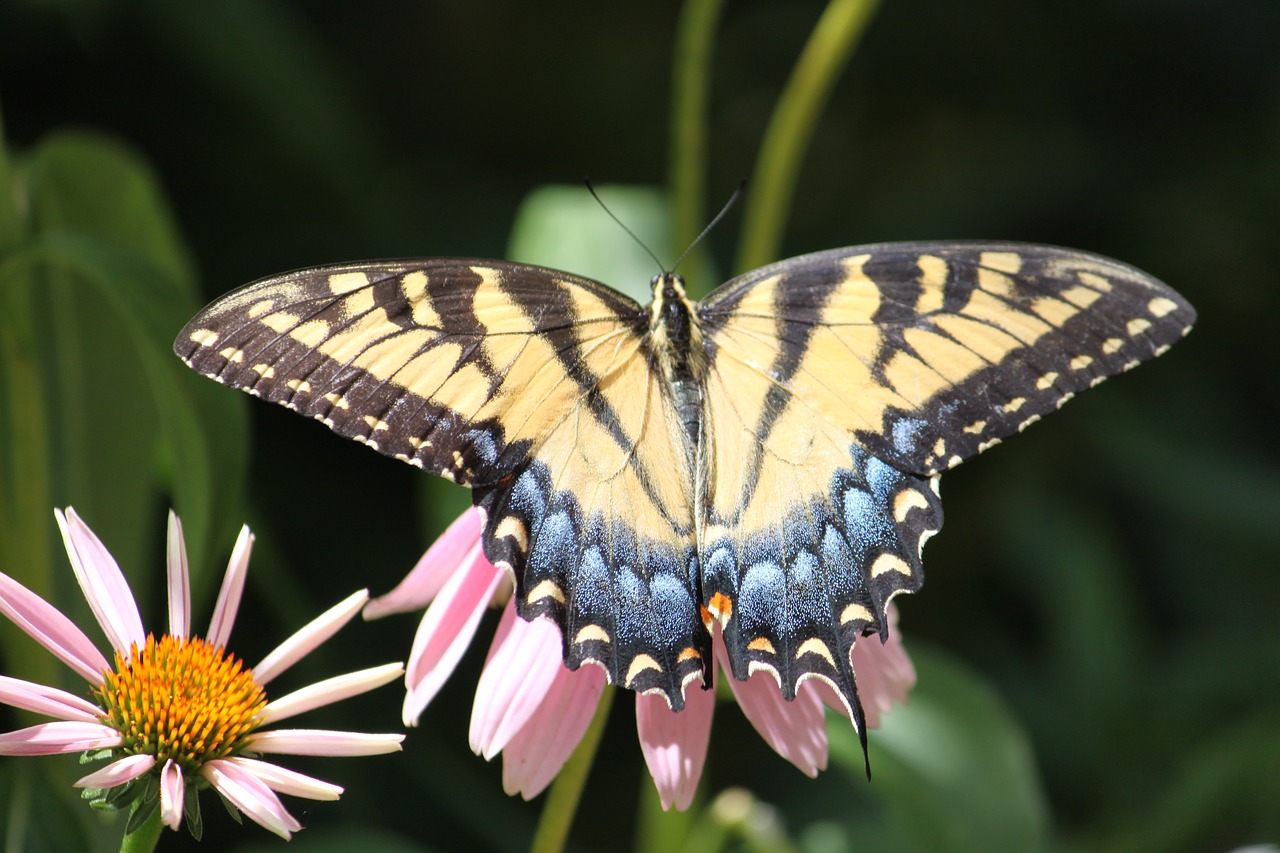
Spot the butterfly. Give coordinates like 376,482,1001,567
175,241,1194,754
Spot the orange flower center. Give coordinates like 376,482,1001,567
94,634,267,769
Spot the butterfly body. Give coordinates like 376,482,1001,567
176,241,1194,745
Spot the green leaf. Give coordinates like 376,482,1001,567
829,644,1051,853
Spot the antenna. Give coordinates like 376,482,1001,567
585,178,747,274
584,178,666,272
672,179,746,274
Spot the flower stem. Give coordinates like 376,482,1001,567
735,0,881,275
529,686,616,853
669,0,727,269
119,804,162,853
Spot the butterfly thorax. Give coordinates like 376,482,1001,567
648,273,707,451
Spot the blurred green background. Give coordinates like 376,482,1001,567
1,2,1277,851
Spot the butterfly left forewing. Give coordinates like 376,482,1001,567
177,259,712,707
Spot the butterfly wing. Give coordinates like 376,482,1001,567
697,241,1194,731
176,260,710,704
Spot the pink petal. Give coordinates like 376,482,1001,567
242,729,404,757
636,681,716,811
260,663,404,725
502,663,608,800
203,759,302,840
74,753,155,788
401,557,505,725
364,508,485,619
166,511,191,639
206,525,253,648
54,508,145,656
253,589,370,685
159,759,184,831
0,674,103,722
0,721,121,755
845,603,915,729
470,604,564,759
0,572,110,684
222,757,343,801
724,670,829,777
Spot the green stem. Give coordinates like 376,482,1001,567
119,804,163,853
735,0,881,274
529,686,616,853
668,0,727,270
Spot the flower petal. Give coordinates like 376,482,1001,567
636,681,716,811
253,589,370,685
74,753,156,789
401,557,505,725
260,662,404,725
470,604,564,759
55,508,145,656
0,572,110,684
364,508,485,619
0,721,121,755
206,525,253,648
166,511,191,639
222,757,343,801
203,759,302,840
502,663,608,800
724,670,828,777
159,759,184,831
0,674,103,722
849,606,915,729
243,729,404,757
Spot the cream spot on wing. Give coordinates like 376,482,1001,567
1036,372,1059,390
218,347,244,363
625,654,662,686
250,363,274,378
840,603,874,625
1102,338,1124,354
247,299,276,318
1070,355,1093,371
795,637,837,667
893,488,930,522
496,516,529,553
260,311,299,334
747,636,777,655
1128,318,1152,336
1090,376,1107,387
328,271,369,295
286,379,311,394
980,251,1023,274
1018,414,1042,431
290,319,330,347
362,416,389,432
870,553,912,578
915,254,948,314
947,454,962,468
323,392,349,409
963,420,987,435
933,438,947,457
1148,297,1179,318
978,438,1002,452
1056,392,1075,408
1076,271,1113,292
1154,343,1171,356
574,625,611,645
527,579,565,605
1003,396,1026,413
189,328,219,346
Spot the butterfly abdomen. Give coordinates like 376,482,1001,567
648,273,707,452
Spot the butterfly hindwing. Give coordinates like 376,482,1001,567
176,259,709,704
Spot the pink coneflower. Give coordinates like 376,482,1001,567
366,508,915,809
0,508,405,840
